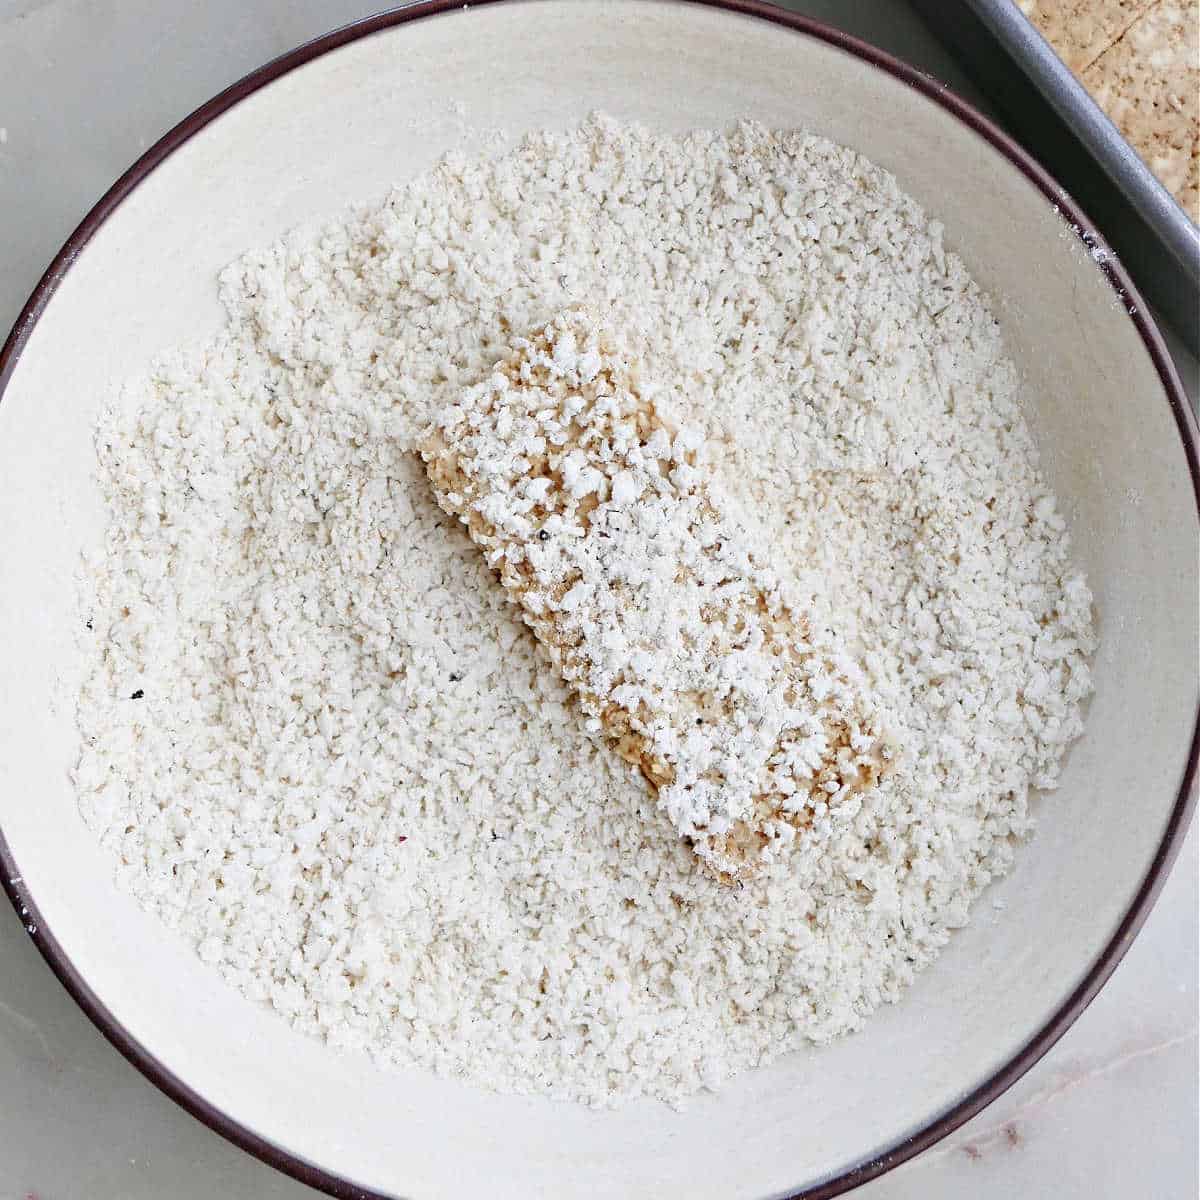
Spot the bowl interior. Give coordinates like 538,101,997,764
0,3,1195,1198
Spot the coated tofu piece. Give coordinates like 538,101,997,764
421,311,892,879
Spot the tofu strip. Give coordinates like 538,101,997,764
421,311,891,879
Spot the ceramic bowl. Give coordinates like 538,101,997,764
1,3,1196,1197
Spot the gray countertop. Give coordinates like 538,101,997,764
1,3,1195,1198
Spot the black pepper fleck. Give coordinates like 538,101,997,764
130,689,144,700
448,672,462,683
538,530,549,541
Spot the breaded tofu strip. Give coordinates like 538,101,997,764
421,311,891,880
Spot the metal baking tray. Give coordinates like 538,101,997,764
912,0,1200,356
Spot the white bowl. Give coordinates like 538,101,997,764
1,3,1196,1197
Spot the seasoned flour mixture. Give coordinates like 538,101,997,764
74,117,1095,1108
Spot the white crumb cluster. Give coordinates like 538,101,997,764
74,116,1096,1108
422,310,892,878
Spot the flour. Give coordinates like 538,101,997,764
73,116,1095,1108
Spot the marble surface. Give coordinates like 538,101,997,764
0,2,1195,1197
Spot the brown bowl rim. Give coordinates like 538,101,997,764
1,2,1196,1197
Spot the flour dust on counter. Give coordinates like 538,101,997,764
73,116,1095,1109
